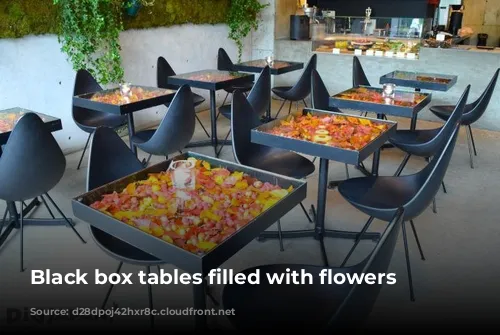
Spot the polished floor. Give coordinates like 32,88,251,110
1,100,500,330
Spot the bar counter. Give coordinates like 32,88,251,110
273,38,500,132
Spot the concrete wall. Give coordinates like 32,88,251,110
274,40,500,132
0,24,251,154
463,0,500,47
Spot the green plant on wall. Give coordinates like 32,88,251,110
53,0,125,85
227,0,269,61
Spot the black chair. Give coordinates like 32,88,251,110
217,48,254,106
231,90,315,251
337,95,464,301
72,69,128,170
217,66,271,155
222,208,404,332
87,126,164,329
389,86,471,213
353,55,370,88
130,85,195,165
430,68,499,168
157,56,210,138
0,113,86,272
272,54,317,119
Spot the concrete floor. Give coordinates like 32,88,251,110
1,100,500,331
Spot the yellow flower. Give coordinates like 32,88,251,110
202,161,211,170
162,235,173,243
235,180,248,189
197,241,217,251
214,175,225,185
152,185,161,192
126,183,136,195
200,209,221,222
270,189,288,199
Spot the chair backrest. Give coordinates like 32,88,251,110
415,85,470,155
217,48,235,71
325,208,404,331
231,90,268,165
157,56,180,91
353,56,370,87
463,68,499,125
311,69,341,113
285,54,317,100
73,69,102,122
138,85,196,156
86,127,144,192
247,66,271,118
0,113,66,201
405,122,461,219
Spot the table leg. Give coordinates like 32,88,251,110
209,90,218,157
193,280,208,330
410,114,418,131
127,113,137,156
370,113,384,176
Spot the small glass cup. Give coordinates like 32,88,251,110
382,83,396,98
265,55,274,66
168,160,196,212
120,82,132,97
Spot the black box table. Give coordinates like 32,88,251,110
233,59,304,121
233,59,303,76
0,108,69,251
380,71,458,92
168,70,254,157
73,86,176,155
72,151,305,329
251,109,396,266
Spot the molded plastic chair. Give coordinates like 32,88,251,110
216,66,271,155
72,69,128,170
87,126,164,329
0,113,86,272
389,85,471,213
217,48,254,106
130,85,195,162
272,54,317,119
430,68,499,168
353,56,370,88
157,56,210,138
222,208,404,332
231,90,315,251
337,105,463,301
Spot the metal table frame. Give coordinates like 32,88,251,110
168,70,255,157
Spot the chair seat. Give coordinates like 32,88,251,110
130,129,155,145
219,104,231,120
223,264,351,331
388,128,441,156
338,175,416,221
90,227,163,265
272,86,293,100
241,148,315,179
430,105,454,121
224,81,254,94
75,112,128,134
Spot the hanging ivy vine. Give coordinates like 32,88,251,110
53,0,125,85
227,0,269,61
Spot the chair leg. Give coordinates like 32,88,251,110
146,266,154,329
39,195,56,219
276,219,284,252
441,181,447,194
394,153,411,177
20,201,25,272
274,100,287,119
432,198,437,214
312,157,317,163
468,125,477,156
102,262,123,308
344,164,350,179
302,99,308,108
195,114,210,138
77,134,92,170
299,202,313,223
340,216,375,267
44,193,86,244
145,154,152,166
287,100,293,115
402,221,416,302
409,220,425,260
216,129,232,157
465,125,475,169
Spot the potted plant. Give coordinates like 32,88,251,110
125,0,155,17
